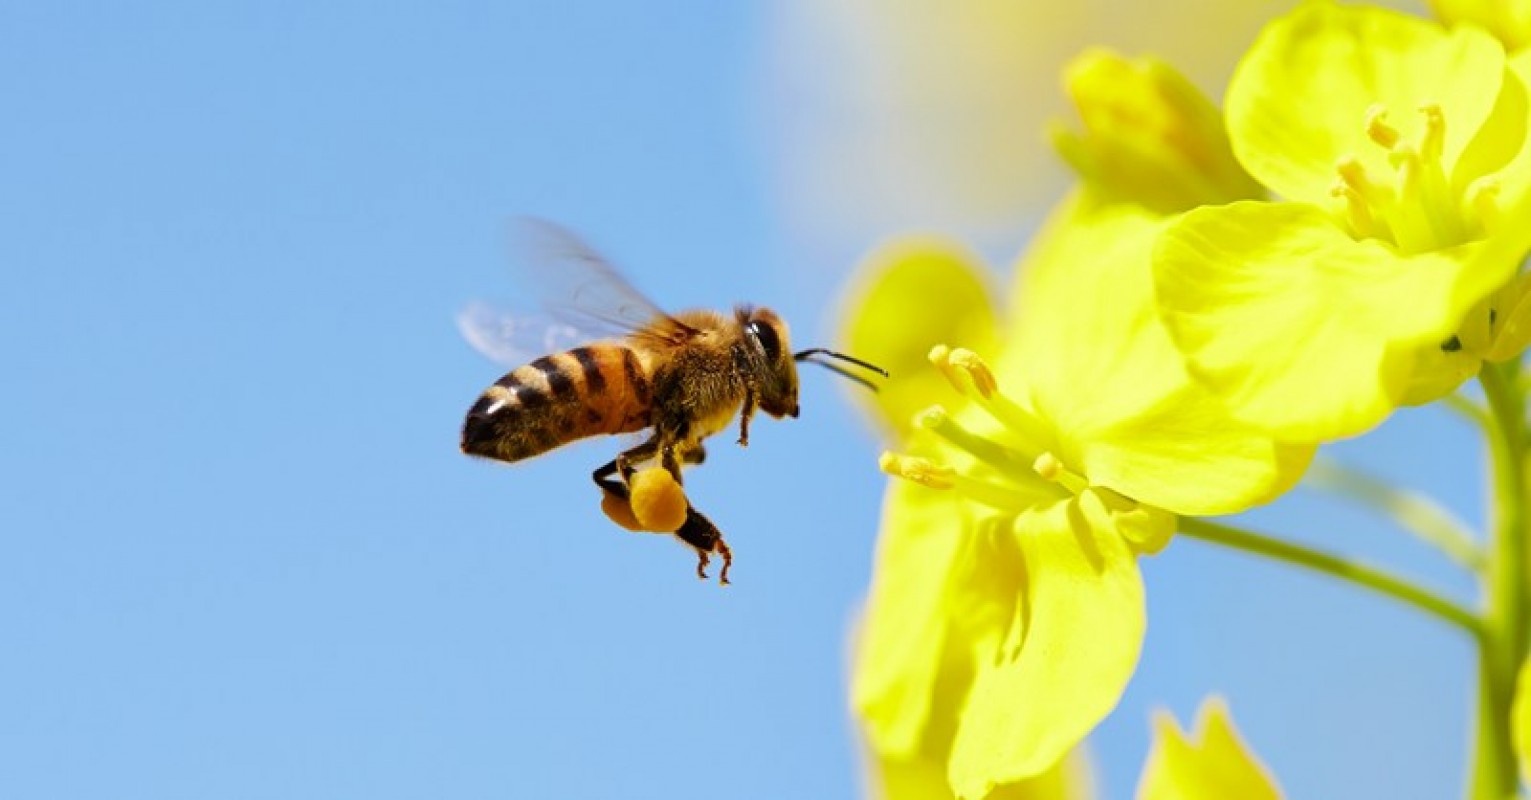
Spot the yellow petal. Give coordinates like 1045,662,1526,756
854,478,978,758
842,239,999,438
1227,3,1506,205
1429,0,1531,52
1154,201,1494,441
1487,271,1531,361
947,490,1145,796
1008,193,1313,514
1004,193,1180,413
1135,698,1283,800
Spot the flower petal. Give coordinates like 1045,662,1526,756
843,239,999,437
1135,698,1284,800
1154,201,1488,440
947,490,1144,796
1007,194,1313,514
1004,193,1181,415
854,479,979,758
1226,3,1505,205
1082,382,1314,516
1428,0,1531,52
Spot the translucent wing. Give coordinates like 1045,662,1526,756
455,301,586,368
508,217,698,346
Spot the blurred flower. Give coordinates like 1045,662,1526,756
1134,698,1283,800
762,0,1308,250
1051,49,1264,213
1152,3,1531,441
870,749,1094,800
843,187,1309,795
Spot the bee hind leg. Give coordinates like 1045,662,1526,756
675,505,732,585
592,458,628,498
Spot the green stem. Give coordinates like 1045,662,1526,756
1445,391,1493,431
1303,456,1484,572
1178,517,1484,640
1471,363,1528,800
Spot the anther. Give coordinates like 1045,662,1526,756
1365,105,1399,149
1033,451,1089,494
1335,156,1378,198
879,452,956,489
929,344,997,399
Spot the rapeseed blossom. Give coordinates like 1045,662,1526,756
1153,3,1531,440
846,200,1308,798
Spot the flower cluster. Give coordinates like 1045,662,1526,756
840,3,1531,798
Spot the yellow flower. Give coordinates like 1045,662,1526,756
1135,698,1283,800
1051,49,1264,213
1152,3,1531,441
845,193,1310,797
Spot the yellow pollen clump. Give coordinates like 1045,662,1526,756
629,467,688,532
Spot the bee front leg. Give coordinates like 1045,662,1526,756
737,389,757,448
675,504,732,585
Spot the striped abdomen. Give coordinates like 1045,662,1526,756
461,344,653,463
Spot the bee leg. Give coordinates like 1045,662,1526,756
660,443,685,486
592,458,628,498
675,505,732,585
736,389,756,448
682,444,706,466
611,436,662,485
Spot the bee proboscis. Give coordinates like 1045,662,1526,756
459,219,886,584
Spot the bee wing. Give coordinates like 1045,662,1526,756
508,217,699,347
456,301,588,367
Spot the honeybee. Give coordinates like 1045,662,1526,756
459,219,886,584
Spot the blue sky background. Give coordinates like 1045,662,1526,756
0,2,1482,798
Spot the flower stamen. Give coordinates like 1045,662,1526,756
1365,105,1400,149
879,452,955,488
879,451,1037,511
1033,451,1089,495
914,405,1035,473
1333,102,1489,254
929,345,1053,455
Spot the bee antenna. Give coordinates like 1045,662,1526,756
794,348,889,392
793,348,890,377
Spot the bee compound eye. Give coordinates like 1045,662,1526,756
749,319,781,362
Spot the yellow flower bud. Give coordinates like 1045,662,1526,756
1051,48,1263,212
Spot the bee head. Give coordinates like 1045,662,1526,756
740,306,801,418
